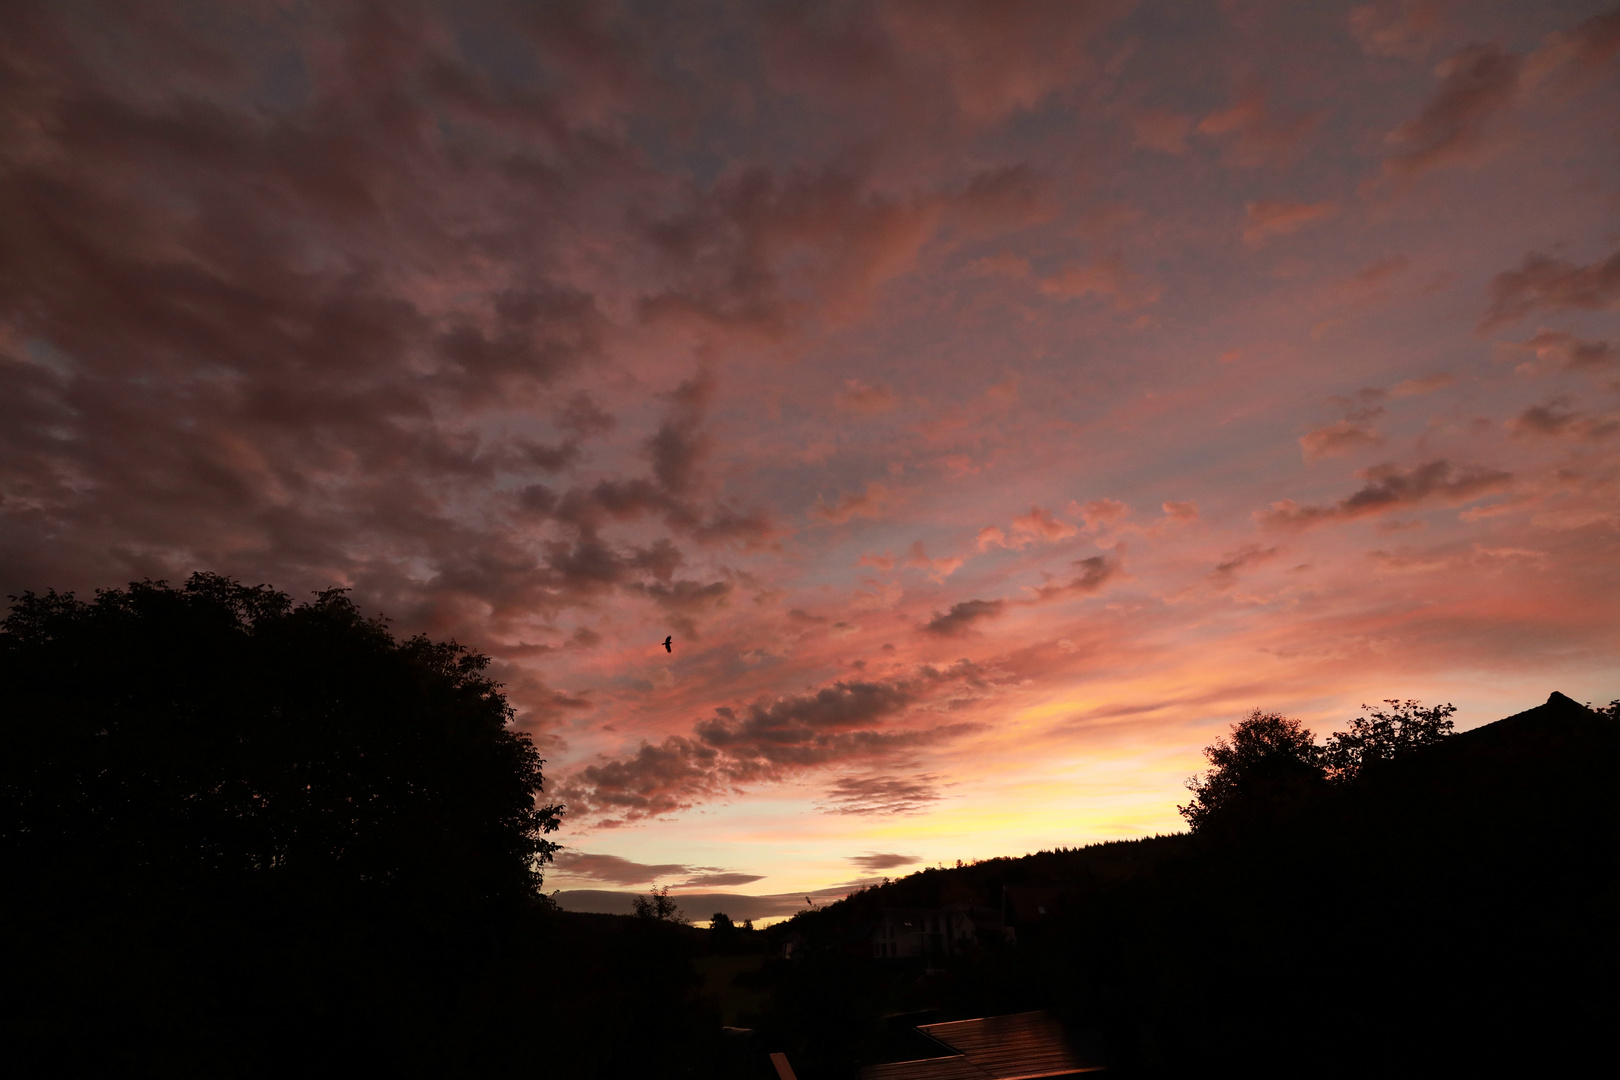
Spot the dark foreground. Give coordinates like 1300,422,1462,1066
6,685,1615,1076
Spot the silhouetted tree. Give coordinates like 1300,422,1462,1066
1321,699,1456,783
0,573,561,906
708,911,739,951
1179,709,1326,832
633,884,689,923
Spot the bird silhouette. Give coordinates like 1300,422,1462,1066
662,636,672,652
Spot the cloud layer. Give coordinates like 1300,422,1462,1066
3,0,1618,904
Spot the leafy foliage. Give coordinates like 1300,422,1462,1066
1178,709,1326,832
1321,699,1457,783
1180,699,1461,831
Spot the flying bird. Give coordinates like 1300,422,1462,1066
662,636,672,652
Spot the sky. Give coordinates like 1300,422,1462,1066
2,0,1618,921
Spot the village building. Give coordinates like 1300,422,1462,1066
867,905,1008,959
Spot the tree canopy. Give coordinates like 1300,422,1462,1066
1178,709,1326,832
1321,699,1456,783
633,884,689,923
0,573,561,907
1180,699,1461,833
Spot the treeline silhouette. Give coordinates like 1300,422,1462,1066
0,575,722,1076
752,691,1619,1077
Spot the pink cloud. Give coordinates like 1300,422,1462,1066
557,672,993,821
552,851,692,886
1162,501,1200,523
1039,255,1162,310
976,526,1009,552
1500,329,1617,374
813,482,890,524
1524,8,1620,91
1258,460,1514,529
1011,504,1079,545
818,774,944,815
1242,200,1341,247
1390,373,1454,397
878,0,1123,122
861,541,962,581
1479,252,1620,332
1209,544,1279,590
1030,554,1120,601
837,378,899,414
966,252,1033,278
1349,1,1446,60
903,540,964,581
1300,420,1385,462
1505,400,1619,443
1341,256,1411,296
1196,90,1324,166
922,599,1006,636
1080,499,1131,529
1131,109,1194,155
1383,43,1522,176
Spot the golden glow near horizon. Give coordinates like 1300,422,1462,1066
3,2,1617,911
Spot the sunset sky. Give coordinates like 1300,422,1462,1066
3,0,1618,920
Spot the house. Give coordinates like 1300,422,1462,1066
857,1010,1106,1078
869,905,1006,959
